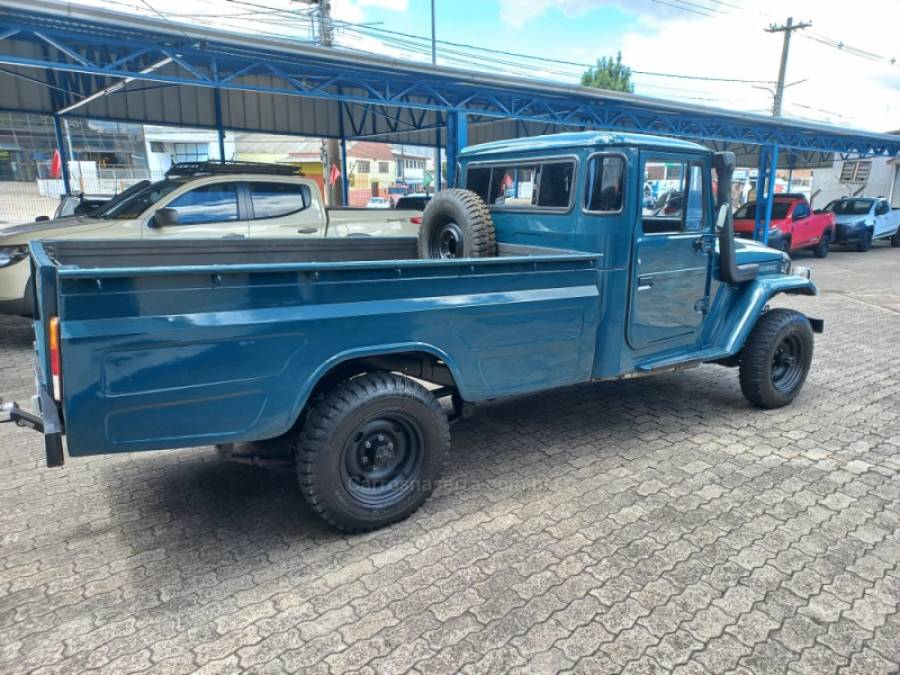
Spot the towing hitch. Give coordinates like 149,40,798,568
0,398,44,432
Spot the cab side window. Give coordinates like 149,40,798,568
166,183,239,225
585,155,625,213
793,202,810,220
642,160,686,234
684,162,706,231
249,182,311,219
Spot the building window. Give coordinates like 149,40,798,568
377,161,389,174
840,160,872,183
172,143,209,163
356,160,371,173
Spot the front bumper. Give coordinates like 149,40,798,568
832,222,868,245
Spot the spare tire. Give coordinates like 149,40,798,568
418,189,497,259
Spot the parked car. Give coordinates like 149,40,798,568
0,162,421,316
48,192,113,220
365,196,392,208
2,132,822,533
733,194,835,258
394,193,431,211
821,197,900,251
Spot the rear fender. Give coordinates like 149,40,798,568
714,275,817,355
286,341,467,428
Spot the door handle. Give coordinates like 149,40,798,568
637,275,654,291
693,236,713,253
297,227,318,234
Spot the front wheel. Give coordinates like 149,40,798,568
739,309,814,409
813,233,830,258
294,372,450,532
890,228,900,248
857,229,874,252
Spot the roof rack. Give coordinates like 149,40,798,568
165,161,303,178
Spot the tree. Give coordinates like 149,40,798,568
580,52,634,94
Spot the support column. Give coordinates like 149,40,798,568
53,114,71,194
446,111,467,187
754,146,768,242
214,88,227,163
761,145,780,245
434,126,442,192
339,135,349,207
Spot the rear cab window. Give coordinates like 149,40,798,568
465,158,575,211
249,182,311,219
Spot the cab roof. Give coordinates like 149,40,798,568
459,131,710,158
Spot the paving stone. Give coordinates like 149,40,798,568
1,254,900,674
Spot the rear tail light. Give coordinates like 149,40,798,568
410,216,422,225
49,316,61,401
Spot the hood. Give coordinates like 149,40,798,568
732,236,784,266
0,216,122,243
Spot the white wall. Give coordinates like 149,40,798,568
812,157,899,208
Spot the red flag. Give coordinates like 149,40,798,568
329,163,341,185
49,149,62,179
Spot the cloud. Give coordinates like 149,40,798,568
498,0,695,28
357,0,409,9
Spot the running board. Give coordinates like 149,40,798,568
635,348,731,372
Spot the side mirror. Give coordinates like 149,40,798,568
152,207,179,228
717,203,759,284
715,203,728,233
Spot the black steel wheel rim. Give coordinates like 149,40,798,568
771,333,804,393
431,221,463,259
340,412,424,508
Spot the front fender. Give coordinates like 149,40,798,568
713,275,817,355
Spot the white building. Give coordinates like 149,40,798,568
811,133,900,208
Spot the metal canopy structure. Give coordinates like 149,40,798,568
0,0,898,236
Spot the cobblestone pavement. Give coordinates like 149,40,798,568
2,244,900,674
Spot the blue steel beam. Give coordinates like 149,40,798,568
761,145,779,246
754,146,768,242
446,111,467,186
0,6,899,157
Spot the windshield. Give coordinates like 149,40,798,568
823,199,873,216
734,201,791,220
95,179,184,219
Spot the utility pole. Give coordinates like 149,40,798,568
766,17,811,117
431,0,440,192
317,0,343,206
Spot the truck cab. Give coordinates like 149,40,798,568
454,132,802,365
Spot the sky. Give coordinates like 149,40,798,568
78,0,900,132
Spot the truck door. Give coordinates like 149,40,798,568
143,181,249,239
874,199,892,237
628,154,713,350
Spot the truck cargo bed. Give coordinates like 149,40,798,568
41,238,570,269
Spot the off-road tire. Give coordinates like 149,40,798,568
857,228,874,252
890,228,900,248
813,232,830,258
418,188,497,259
294,372,450,532
739,308,814,409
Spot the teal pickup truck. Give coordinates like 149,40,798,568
2,132,822,532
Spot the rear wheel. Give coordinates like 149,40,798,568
857,229,874,252
813,232,830,258
739,309,814,409
418,189,496,259
294,372,450,532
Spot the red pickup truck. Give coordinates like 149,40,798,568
733,194,835,258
